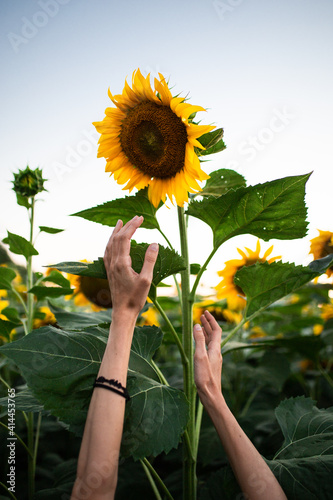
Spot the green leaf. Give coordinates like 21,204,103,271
51,305,111,331
16,193,31,209
1,307,21,324
187,174,311,248
122,373,188,459
48,258,107,279
190,263,201,275
0,318,17,337
308,253,333,274
51,243,186,301
198,168,246,197
235,259,328,318
39,226,64,234
0,267,17,290
2,231,39,259
71,189,161,230
196,128,226,157
41,270,71,288
0,325,188,459
265,397,333,499
0,388,47,414
28,286,73,300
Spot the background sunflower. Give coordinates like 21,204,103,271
310,230,333,277
215,240,281,310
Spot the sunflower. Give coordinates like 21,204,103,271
33,306,57,329
137,305,160,327
93,69,215,207
193,299,242,325
321,302,333,321
309,230,333,277
67,264,111,310
215,240,281,310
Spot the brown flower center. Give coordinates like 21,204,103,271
120,101,188,179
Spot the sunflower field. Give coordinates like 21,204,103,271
1,70,333,500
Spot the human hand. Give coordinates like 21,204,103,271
193,310,223,402
103,216,159,318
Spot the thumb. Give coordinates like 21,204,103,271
140,243,159,282
193,324,206,356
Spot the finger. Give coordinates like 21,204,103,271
104,220,123,263
204,310,222,338
193,324,207,356
140,243,159,283
201,313,213,339
113,216,143,261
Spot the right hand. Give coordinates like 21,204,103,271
193,310,223,402
103,216,159,318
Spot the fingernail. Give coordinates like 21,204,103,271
150,243,159,252
116,219,122,227
194,324,201,331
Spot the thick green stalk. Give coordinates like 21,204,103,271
25,197,39,500
26,197,35,334
178,207,196,500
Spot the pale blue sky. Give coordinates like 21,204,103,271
1,0,332,290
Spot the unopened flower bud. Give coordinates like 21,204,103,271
12,166,47,198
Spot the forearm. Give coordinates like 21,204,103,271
201,392,287,500
72,312,137,500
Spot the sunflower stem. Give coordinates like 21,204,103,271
190,247,217,302
152,298,187,365
178,206,197,500
27,196,35,334
25,196,40,500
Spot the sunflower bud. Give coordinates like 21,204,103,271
12,166,47,198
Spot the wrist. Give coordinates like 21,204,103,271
111,308,138,326
197,386,226,410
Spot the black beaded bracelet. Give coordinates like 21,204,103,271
93,376,130,402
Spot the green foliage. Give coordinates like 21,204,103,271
39,226,64,234
72,188,161,229
235,255,333,318
0,267,17,290
199,168,246,197
51,242,185,301
187,174,310,248
266,397,333,499
3,231,39,258
196,128,226,156
0,323,188,460
28,285,73,300
49,306,111,330
50,258,107,279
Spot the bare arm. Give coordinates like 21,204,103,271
71,216,159,500
193,311,287,500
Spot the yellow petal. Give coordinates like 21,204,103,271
154,76,172,105
187,123,215,138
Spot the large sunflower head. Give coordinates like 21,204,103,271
93,69,215,207
309,230,333,277
215,240,281,310
66,262,111,310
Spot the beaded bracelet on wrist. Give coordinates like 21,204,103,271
93,376,130,402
